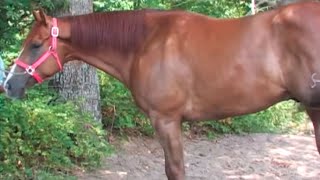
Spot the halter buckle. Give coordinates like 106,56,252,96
51,27,59,37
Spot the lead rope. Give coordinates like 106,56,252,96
0,60,27,76
0,56,6,85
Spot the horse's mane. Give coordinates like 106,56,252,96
66,9,149,54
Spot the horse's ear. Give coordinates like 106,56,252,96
32,9,48,25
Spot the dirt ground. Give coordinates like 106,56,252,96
78,133,320,180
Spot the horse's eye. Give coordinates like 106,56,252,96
31,42,42,49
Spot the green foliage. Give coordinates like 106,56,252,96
94,0,134,11
93,0,249,17
0,87,111,179
169,0,249,18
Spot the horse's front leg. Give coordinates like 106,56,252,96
151,113,185,180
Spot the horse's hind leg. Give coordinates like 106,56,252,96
151,113,185,180
306,108,320,154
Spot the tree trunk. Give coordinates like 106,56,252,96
52,0,102,122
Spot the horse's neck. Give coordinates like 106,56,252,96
59,12,146,87
66,48,134,87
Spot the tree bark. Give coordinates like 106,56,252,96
52,0,102,122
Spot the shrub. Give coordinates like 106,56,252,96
0,86,112,179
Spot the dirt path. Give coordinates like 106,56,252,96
78,133,320,180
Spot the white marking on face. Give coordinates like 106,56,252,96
3,64,17,91
3,48,25,92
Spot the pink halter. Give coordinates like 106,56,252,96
15,18,62,83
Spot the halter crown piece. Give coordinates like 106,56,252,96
15,18,62,83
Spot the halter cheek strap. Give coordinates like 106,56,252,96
15,18,62,83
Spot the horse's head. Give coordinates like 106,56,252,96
4,10,68,99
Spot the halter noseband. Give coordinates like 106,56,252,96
15,18,62,83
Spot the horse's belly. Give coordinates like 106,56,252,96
182,83,287,121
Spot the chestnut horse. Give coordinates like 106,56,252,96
4,2,320,179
